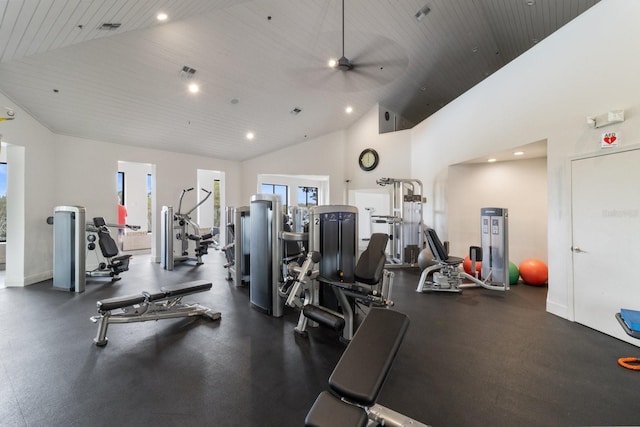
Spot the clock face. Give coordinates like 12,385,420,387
359,148,379,171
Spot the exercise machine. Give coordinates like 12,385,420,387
85,217,133,281
375,178,425,266
51,205,86,292
90,279,220,347
305,308,429,427
480,207,510,286
249,194,286,316
287,205,394,342
416,223,509,293
49,207,137,291
222,206,250,285
161,187,214,270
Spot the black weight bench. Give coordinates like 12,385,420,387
90,280,220,346
305,308,429,427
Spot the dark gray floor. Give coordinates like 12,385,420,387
1,251,639,426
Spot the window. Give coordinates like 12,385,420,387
0,162,6,242
147,174,152,232
261,183,288,211
297,186,318,207
117,171,125,205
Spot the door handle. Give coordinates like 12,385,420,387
571,247,587,253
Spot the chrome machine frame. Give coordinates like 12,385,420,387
374,178,425,267
161,187,213,270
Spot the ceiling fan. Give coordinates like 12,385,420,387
329,0,354,71
291,0,409,92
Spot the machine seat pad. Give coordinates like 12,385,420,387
97,293,147,312
305,391,367,427
161,280,212,298
440,255,463,266
329,308,409,406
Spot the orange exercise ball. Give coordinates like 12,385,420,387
463,256,482,278
519,259,548,286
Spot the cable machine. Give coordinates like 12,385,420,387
161,187,214,270
374,178,425,266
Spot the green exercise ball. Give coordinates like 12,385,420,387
509,261,520,285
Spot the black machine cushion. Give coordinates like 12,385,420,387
328,308,410,406
97,231,120,258
96,281,212,312
354,233,388,286
161,280,212,298
97,293,147,312
304,391,368,427
425,227,464,266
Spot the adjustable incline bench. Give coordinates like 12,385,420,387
90,280,220,347
305,308,429,427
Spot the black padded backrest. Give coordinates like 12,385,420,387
425,228,448,262
328,308,410,406
95,221,119,259
354,233,388,286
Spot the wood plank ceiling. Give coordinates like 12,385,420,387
0,0,599,161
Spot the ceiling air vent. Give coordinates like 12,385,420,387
180,66,197,80
99,22,121,30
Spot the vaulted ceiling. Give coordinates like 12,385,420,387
0,0,599,161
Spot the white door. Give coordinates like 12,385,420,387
571,148,640,346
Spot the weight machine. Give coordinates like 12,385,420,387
49,206,138,292
222,206,250,285
417,207,510,293
374,177,425,266
285,206,395,342
161,187,214,270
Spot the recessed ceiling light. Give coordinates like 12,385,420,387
246,132,255,140
487,158,497,163
514,151,525,156
188,83,199,93
471,47,479,53
345,106,353,114
157,12,168,21
525,0,536,6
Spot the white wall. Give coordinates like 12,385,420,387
345,104,412,196
240,130,348,205
0,92,56,287
447,157,547,265
410,0,640,320
54,135,241,264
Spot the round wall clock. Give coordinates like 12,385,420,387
359,148,379,171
